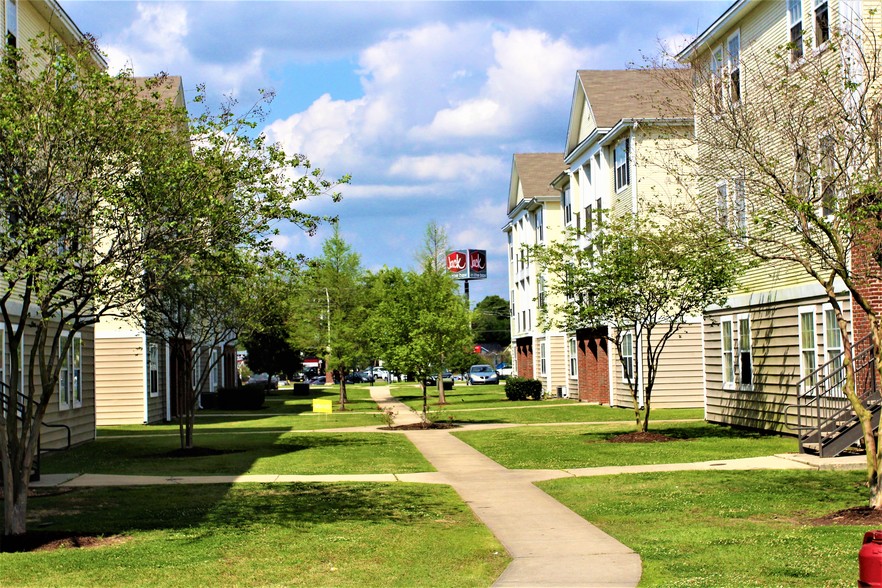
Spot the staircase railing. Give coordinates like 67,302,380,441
0,381,71,482
796,331,879,456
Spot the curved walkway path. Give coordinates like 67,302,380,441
36,386,866,587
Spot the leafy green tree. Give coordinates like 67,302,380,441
291,225,369,408
472,295,511,347
242,271,302,379
368,268,471,413
0,37,345,542
530,208,741,432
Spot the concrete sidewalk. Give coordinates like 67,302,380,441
371,386,641,587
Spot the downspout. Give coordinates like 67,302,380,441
165,342,171,422
142,333,149,424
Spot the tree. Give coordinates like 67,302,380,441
416,220,449,273
472,295,511,347
291,225,369,409
368,268,471,413
530,209,740,431
242,271,302,379
0,38,345,541
660,15,882,506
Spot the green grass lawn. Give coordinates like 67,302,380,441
42,431,432,476
392,383,704,424
539,469,865,587
453,421,798,469
1,483,508,587
100,386,385,436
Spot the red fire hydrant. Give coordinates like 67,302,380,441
860,531,882,587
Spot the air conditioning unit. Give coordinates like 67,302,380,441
557,386,568,398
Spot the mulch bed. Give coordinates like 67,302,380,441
607,431,677,443
0,532,129,553
383,422,457,430
812,506,882,526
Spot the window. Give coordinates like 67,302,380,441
788,0,804,61
716,182,729,227
536,208,544,242
595,197,602,229
585,204,593,234
575,211,581,234
738,315,753,386
710,46,724,112
727,32,741,104
733,177,747,235
569,338,577,377
819,135,836,216
614,138,630,191
621,331,634,383
539,341,547,376
815,0,830,46
5,0,15,48
210,349,219,393
148,343,159,398
824,307,844,394
192,350,201,391
722,318,735,387
537,277,546,310
563,187,572,224
57,334,81,410
799,308,818,391
795,143,810,200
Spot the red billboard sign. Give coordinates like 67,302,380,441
446,249,487,280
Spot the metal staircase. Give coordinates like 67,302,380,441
797,332,881,457
0,382,70,481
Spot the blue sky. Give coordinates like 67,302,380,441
64,0,730,303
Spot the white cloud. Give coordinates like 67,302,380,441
99,2,264,96
388,154,504,184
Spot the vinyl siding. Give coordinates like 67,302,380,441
634,125,695,210
94,336,146,425
146,337,168,424
704,293,851,432
40,325,96,449
610,323,704,409
548,333,567,395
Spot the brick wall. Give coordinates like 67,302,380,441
516,337,534,379
576,327,609,404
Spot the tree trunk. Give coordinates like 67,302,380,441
421,380,428,420
437,369,447,405
338,376,347,410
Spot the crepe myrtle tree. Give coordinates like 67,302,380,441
652,13,882,506
367,267,471,416
529,208,740,432
0,37,346,543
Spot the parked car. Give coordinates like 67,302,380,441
425,371,454,387
247,373,270,389
307,376,326,385
495,363,513,378
468,364,499,385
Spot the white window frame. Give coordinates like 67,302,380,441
737,313,753,388
5,0,16,48
58,332,71,411
710,46,724,113
72,334,82,408
210,348,219,393
192,348,201,393
814,0,830,48
569,337,577,377
539,341,547,376
733,177,747,236
798,306,819,393
721,317,735,389
727,31,741,105
716,181,729,228
536,208,544,242
788,0,804,61
822,305,844,396
148,342,160,398
621,331,634,383
563,187,572,224
614,138,630,192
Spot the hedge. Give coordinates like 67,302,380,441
504,377,542,401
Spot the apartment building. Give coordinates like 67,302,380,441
504,153,568,394
550,69,704,408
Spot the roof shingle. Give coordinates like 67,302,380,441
578,69,691,128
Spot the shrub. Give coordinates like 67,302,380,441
505,377,542,401
218,383,266,410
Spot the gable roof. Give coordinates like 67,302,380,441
578,69,692,128
508,153,565,214
134,76,185,107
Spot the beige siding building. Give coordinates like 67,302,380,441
551,69,704,408
504,153,568,394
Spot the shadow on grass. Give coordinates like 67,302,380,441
581,423,788,442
